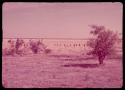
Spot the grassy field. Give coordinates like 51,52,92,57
2,54,123,88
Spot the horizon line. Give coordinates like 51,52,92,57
3,37,122,40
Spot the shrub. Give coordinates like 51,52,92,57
44,49,51,54
29,40,50,54
29,41,39,54
15,38,25,55
3,48,15,56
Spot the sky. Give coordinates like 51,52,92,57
2,2,123,39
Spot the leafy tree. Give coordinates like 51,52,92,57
87,25,119,64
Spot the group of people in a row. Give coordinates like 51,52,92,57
2,38,50,56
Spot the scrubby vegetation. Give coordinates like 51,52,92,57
2,39,51,56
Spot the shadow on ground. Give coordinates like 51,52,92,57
62,64,99,68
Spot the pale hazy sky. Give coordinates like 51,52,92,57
2,2,123,38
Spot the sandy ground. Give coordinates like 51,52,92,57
2,54,123,88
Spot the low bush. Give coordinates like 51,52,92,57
44,49,51,54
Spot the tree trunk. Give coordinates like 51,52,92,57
98,51,105,64
98,52,105,64
99,56,103,64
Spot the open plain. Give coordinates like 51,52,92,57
2,54,122,88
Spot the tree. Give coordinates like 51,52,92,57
87,25,119,64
